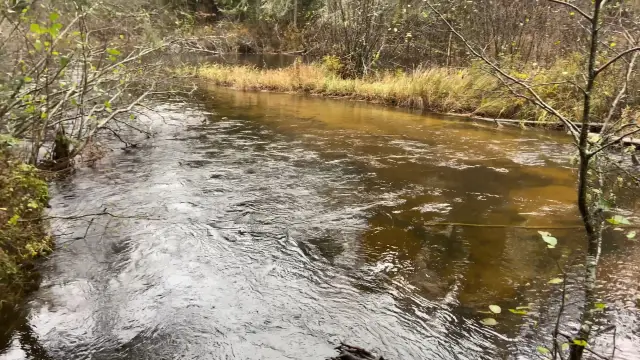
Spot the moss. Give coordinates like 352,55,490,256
0,149,51,307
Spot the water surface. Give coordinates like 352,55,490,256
1,87,638,359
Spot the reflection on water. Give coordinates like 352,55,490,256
1,87,638,359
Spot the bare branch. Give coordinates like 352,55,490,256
589,127,640,157
424,1,581,141
600,51,638,134
595,47,640,75
547,0,593,22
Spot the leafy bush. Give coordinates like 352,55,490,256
0,148,50,305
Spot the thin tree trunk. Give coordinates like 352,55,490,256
446,31,452,67
293,0,297,28
570,1,602,359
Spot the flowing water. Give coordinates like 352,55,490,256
1,87,639,359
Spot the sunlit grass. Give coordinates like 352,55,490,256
181,61,635,123
183,63,514,117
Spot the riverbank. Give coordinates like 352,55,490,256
182,61,632,126
0,149,51,308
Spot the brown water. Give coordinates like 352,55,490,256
1,87,639,359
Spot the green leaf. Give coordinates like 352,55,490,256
548,278,563,284
561,343,569,351
49,12,59,22
489,305,501,314
60,56,70,68
537,346,550,354
106,48,121,56
49,23,63,35
538,231,557,248
24,76,33,83
480,318,497,326
30,23,42,34
108,55,117,62
607,215,630,225
27,200,39,209
610,42,616,48
627,231,636,239
508,309,528,315
594,302,606,309
8,214,20,225
573,339,587,347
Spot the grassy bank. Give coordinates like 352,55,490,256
184,61,634,125
0,147,51,307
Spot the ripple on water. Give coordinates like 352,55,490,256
2,91,638,360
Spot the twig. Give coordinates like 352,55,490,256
584,347,610,360
590,127,640,157
612,326,617,359
21,209,163,222
595,47,640,75
102,126,134,147
551,256,568,360
547,0,593,21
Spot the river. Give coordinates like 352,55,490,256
1,86,638,359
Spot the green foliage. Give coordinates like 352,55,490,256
0,150,51,305
321,55,343,75
489,305,501,314
592,302,606,312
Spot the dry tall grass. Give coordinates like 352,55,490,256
183,61,637,124
187,63,515,116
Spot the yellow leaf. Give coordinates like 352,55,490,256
573,339,587,347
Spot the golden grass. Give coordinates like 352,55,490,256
182,62,635,123
186,63,516,117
